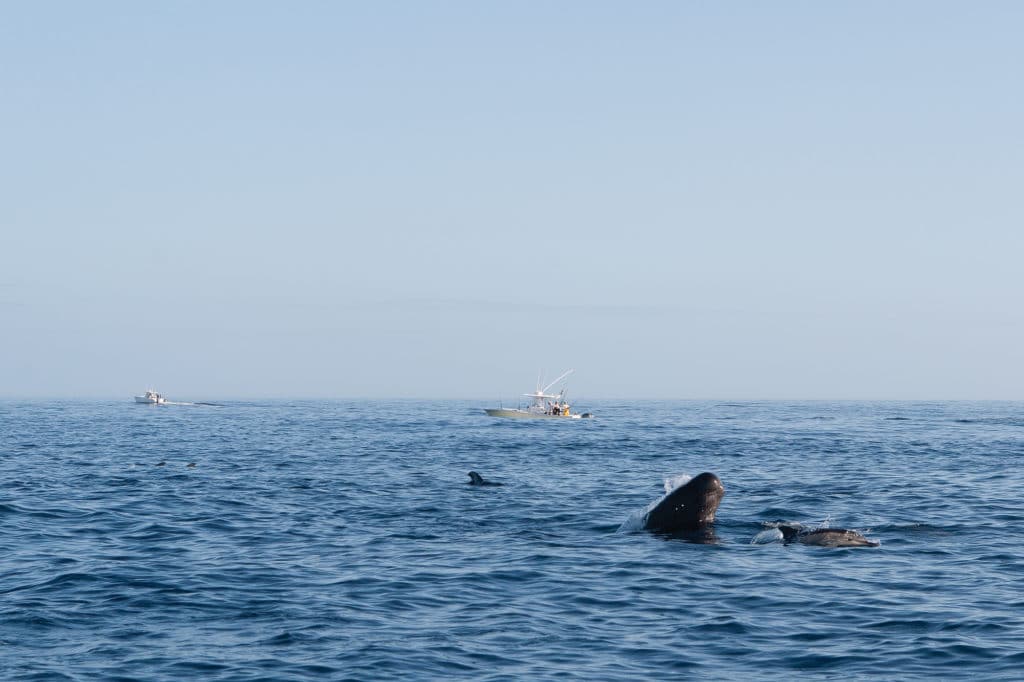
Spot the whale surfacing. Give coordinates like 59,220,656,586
778,524,879,548
642,472,725,532
626,473,879,547
467,471,503,486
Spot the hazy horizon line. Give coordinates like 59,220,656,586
1,395,1020,403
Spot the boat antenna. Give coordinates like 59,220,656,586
541,369,574,395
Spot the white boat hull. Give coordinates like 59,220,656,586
484,408,586,420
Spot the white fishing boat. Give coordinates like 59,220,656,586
134,389,167,405
485,370,593,420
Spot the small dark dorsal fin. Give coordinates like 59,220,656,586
467,471,503,486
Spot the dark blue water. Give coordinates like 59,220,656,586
2,400,1023,680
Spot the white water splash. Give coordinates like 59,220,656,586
750,528,784,544
663,473,692,494
751,516,880,545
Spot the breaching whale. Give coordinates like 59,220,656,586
467,471,503,486
639,472,725,532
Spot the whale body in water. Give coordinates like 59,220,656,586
624,472,878,547
467,471,503,486
777,524,879,547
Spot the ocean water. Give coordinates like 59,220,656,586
1,400,1023,680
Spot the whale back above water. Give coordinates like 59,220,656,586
800,529,879,547
778,524,879,547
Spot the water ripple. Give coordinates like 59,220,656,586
2,399,1023,679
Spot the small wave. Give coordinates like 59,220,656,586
863,618,935,632
162,661,230,674
259,630,320,646
755,507,804,519
874,522,949,533
691,618,751,635
1,571,101,596
0,502,24,515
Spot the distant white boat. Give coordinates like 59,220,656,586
134,389,166,405
485,370,593,420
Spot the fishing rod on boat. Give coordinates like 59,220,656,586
540,369,574,395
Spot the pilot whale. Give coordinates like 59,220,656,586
777,524,879,547
639,472,725,532
467,471,503,486
627,473,878,547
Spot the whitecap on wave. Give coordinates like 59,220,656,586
750,528,784,544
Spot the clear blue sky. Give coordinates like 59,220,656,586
2,2,1022,399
